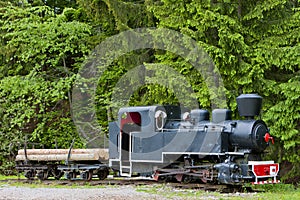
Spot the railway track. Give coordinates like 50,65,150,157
0,177,256,193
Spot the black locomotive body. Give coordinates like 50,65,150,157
109,94,279,184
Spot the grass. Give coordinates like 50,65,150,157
0,174,111,189
136,184,223,199
0,174,24,180
136,183,300,200
248,184,300,200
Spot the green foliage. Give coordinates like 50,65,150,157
77,0,153,31
0,4,91,173
0,6,92,79
42,0,77,14
264,77,300,181
149,0,300,180
76,0,156,133
0,0,299,184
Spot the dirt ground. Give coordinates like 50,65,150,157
0,185,163,200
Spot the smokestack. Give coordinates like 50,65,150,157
236,94,262,119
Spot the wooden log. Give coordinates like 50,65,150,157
16,149,109,161
16,154,97,161
17,149,108,155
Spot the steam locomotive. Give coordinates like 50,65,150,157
108,94,279,184
16,94,279,185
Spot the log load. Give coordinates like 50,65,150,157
16,149,109,162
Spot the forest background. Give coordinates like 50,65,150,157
0,0,299,184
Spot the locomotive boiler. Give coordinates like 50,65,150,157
109,94,279,184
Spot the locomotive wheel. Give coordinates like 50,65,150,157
201,177,208,183
156,175,167,182
182,175,193,183
200,169,210,183
98,169,108,180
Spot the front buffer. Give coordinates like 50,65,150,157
248,161,280,184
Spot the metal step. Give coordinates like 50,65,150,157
120,165,132,177
120,171,131,177
120,173,131,177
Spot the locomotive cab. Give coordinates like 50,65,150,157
109,106,183,176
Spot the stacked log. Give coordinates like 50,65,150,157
16,149,109,162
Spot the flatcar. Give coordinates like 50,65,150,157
15,144,109,180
